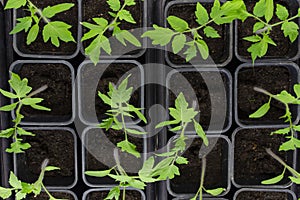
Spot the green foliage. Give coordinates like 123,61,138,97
5,0,75,47
98,74,147,158
81,0,141,64
0,73,50,153
249,85,300,151
242,0,300,62
0,159,61,200
142,0,247,62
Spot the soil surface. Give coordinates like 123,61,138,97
167,3,230,65
16,130,75,186
19,63,72,123
85,128,144,184
17,0,78,55
168,71,230,131
27,192,75,200
237,0,298,59
170,137,228,194
236,191,289,200
87,190,142,200
82,0,143,55
234,128,293,185
237,66,296,124
95,63,141,123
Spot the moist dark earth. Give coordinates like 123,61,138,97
19,63,72,122
236,191,290,200
234,128,293,185
170,137,228,194
168,71,230,131
237,66,296,125
17,0,78,55
27,192,75,200
167,3,230,65
17,130,75,185
87,190,142,200
237,0,299,59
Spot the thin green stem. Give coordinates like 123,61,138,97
122,187,126,200
192,156,206,200
27,0,49,24
271,15,300,27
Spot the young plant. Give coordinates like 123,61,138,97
241,0,300,62
0,72,50,153
249,85,300,151
98,74,147,158
0,159,62,200
5,0,75,47
191,156,225,200
262,148,300,200
81,0,141,64
142,0,247,62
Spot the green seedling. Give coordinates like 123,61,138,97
0,159,63,200
0,72,50,153
262,148,300,200
191,156,225,200
5,0,75,47
249,85,300,151
241,0,300,62
142,0,247,62
98,74,147,158
81,0,141,64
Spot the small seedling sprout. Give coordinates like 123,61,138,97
249,85,300,151
0,72,50,153
0,159,63,200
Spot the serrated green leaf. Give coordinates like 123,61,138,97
294,84,300,99
196,39,209,59
17,128,34,136
262,173,284,184
125,0,135,6
128,104,147,123
205,188,225,196
253,0,266,18
22,97,43,105
276,4,289,20
98,91,112,106
172,34,185,54
15,191,26,200
281,21,299,42
105,186,120,200
155,151,176,157
155,120,179,128
184,43,197,62
128,179,146,189
169,125,182,132
85,169,111,177
30,104,50,111
167,16,189,32
210,0,221,18
279,139,296,151
253,22,265,33
45,166,60,171
5,0,26,9
193,120,208,146
115,30,141,47
42,3,74,18
203,26,220,38
119,10,136,23
43,21,75,47
157,164,180,180
265,0,274,22
195,2,209,25
0,187,12,199
127,128,146,135
249,102,270,118
9,73,32,98
0,102,18,111
9,171,22,189
244,35,261,42
247,38,268,62
117,140,140,158
107,0,121,11
139,157,157,182
289,176,300,184
6,140,31,153
0,88,18,98
10,17,32,34
276,90,297,104
0,128,15,138
142,25,175,46
271,127,290,135
175,156,188,164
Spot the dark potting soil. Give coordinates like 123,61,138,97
167,3,229,65
27,192,75,200
87,190,142,200
17,0,78,55
236,191,289,200
237,66,296,124
237,0,299,59
82,0,143,55
85,128,144,184
95,63,141,123
18,63,72,122
16,130,75,185
234,128,293,185
170,137,228,194
168,71,230,131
